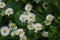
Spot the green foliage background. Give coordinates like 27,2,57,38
0,0,60,40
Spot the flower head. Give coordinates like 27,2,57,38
0,26,10,36
27,24,35,30
18,29,25,37
28,13,35,21
5,8,14,16
9,23,17,30
20,36,27,40
44,20,51,26
34,23,42,31
0,2,6,8
42,31,48,37
19,14,27,22
25,4,32,11
11,30,18,36
46,14,54,21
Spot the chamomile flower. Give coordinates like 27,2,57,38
11,30,18,36
19,14,26,22
9,23,17,30
5,8,14,16
42,31,48,37
28,13,35,20
44,20,51,26
0,26,10,36
27,24,35,30
25,4,32,11
24,11,31,20
0,2,6,8
34,23,42,31
34,0,41,3
27,19,35,25
20,36,27,40
46,14,54,21
18,29,25,37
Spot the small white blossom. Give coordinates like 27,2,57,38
5,8,14,16
46,14,54,21
27,24,35,30
18,29,25,37
42,31,48,37
28,13,35,21
19,14,26,22
25,4,32,11
0,2,6,8
44,20,51,26
34,23,43,31
27,19,35,25
11,30,18,36
9,23,17,30
24,11,31,20
0,26,10,36
20,35,27,40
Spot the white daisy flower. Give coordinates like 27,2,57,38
42,31,48,37
27,24,35,30
9,23,17,30
24,11,31,20
28,13,35,21
27,19,35,25
0,2,6,8
25,4,32,11
0,26,10,36
18,29,25,37
20,35,27,40
5,8,14,16
34,23,42,31
11,30,18,36
44,20,51,26
46,14,54,21
19,14,26,22
34,0,41,3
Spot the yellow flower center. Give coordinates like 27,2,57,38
36,26,40,29
30,16,33,19
11,25,15,28
3,29,7,33
0,4,3,6
22,37,25,40
11,24,16,29
45,21,50,24
13,32,16,36
25,12,29,16
48,16,51,19
8,10,11,13
27,5,30,9
19,31,23,34
30,25,33,28
22,17,25,20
